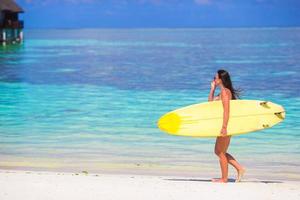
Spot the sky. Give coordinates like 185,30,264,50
16,0,300,28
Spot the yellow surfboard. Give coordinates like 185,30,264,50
157,100,285,137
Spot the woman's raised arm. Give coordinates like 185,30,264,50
208,80,216,101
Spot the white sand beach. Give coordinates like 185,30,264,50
1,169,300,200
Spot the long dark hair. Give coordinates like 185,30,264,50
217,69,241,100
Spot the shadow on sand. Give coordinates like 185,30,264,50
164,178,283,184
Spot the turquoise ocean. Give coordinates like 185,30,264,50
0,28,299,180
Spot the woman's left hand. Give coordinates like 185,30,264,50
220,127,227,136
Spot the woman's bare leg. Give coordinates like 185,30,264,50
226,153,245,182
213,136,231,183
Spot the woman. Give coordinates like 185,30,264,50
208,69,245,183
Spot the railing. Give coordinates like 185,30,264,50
0,20,24,29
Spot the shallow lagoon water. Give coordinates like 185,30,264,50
0,28,299,180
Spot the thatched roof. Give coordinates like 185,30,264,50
0,0,24,13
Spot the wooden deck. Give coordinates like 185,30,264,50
0,20,24,29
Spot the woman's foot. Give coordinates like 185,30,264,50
212,178,228,183
235,168,245,182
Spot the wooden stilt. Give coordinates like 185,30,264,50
2,30,6,46
19,30,23,43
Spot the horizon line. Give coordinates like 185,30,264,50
23,26,300,30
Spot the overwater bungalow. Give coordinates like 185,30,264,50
0,0,24,46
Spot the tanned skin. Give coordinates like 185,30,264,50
208,73,245,183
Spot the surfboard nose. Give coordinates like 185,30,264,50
157,113,181,134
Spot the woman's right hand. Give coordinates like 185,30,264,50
210,80,216,90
